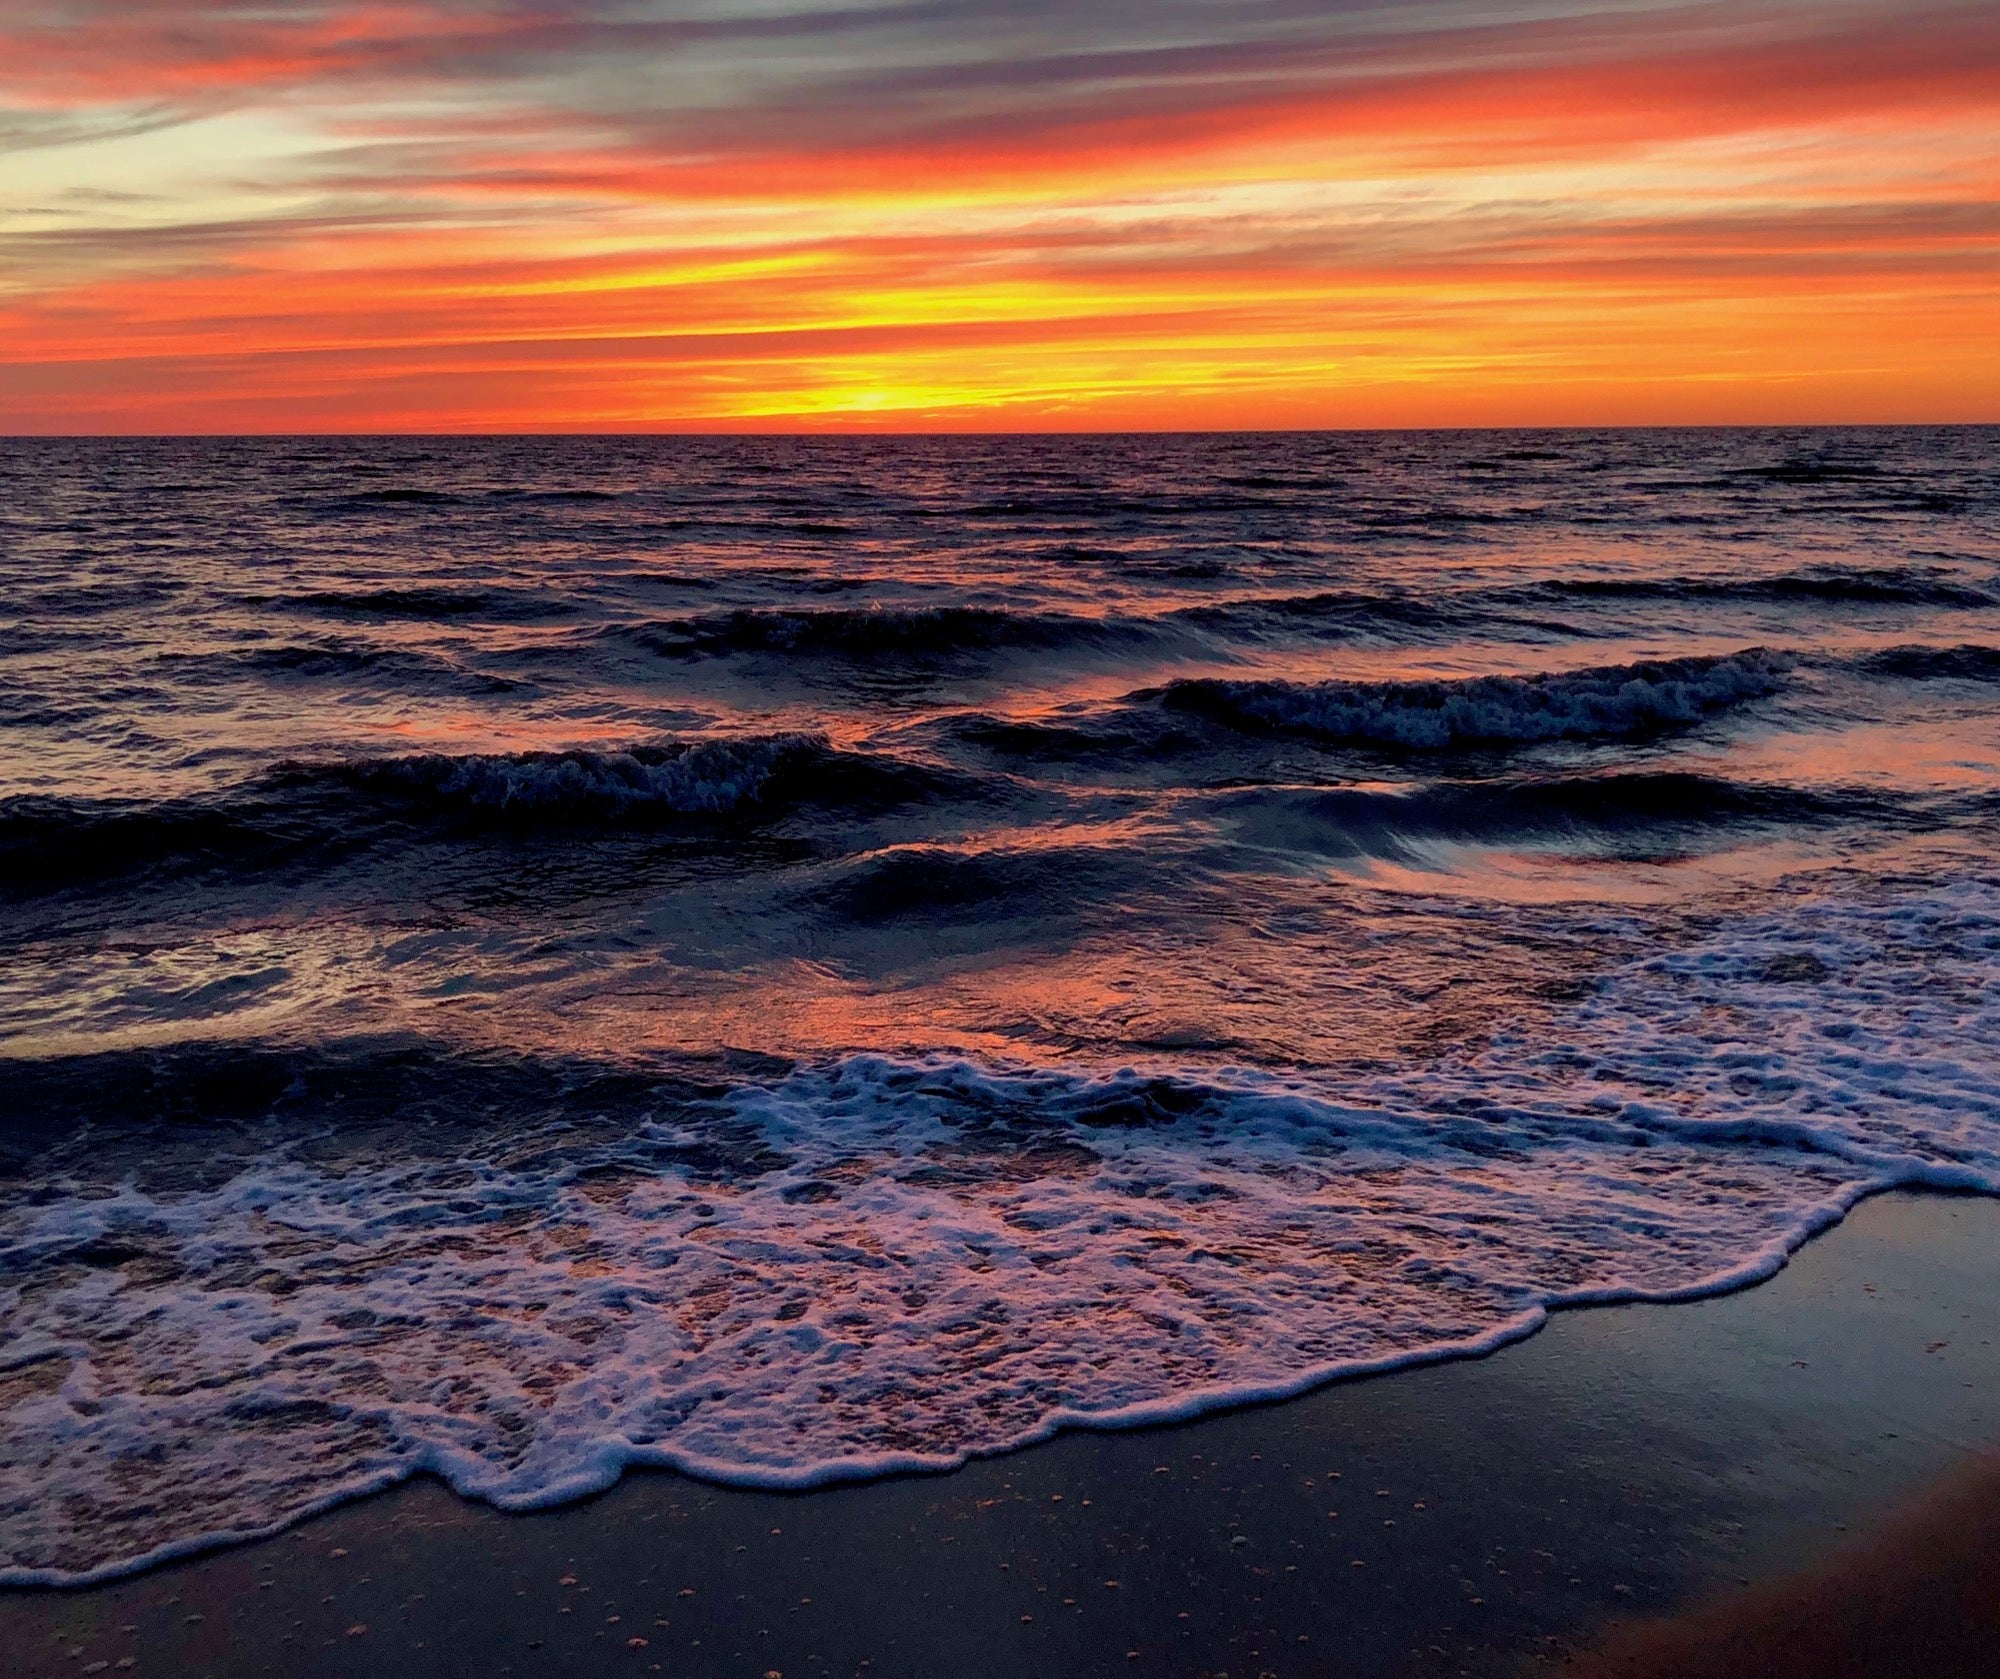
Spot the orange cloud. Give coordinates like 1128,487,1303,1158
1,2,1994,429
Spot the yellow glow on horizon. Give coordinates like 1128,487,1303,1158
1,1,1994,429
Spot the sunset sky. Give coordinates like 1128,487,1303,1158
2,0,1996,431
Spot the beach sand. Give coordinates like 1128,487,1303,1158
1566,1448,2000,1677
4,1189,1996,1679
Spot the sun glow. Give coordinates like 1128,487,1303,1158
2,1,1994,429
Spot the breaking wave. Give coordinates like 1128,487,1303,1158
0,737,959,895
332,735,830,816
8,428,1999,1591
4,872,1998,1584
1162,650,1789,749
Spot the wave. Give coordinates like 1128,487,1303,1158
0,737,964,895
291,588,497,618
1161,649,1788,749
939,709,1208,766
0,793,356,898
327,735,830,817
616,604,1167,662
816,842,1140,929
483,487,621,503
5,872,1999,1582
1853,643,2000,683
1736,458,1882,485
325,485,620,512
1171,589,1515,640
340,486,459,506
1525,567,1996,610
1210,771,1898,860
155,641,516,691
9,580,184,618
309,735,977,823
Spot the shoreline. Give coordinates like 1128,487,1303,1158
0,1175,1905,1593
4,1187,1997,1676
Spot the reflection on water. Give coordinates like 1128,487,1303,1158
3,428,1999,1581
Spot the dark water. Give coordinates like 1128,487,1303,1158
4,428,1999,1583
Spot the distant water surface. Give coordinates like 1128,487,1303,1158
3,428,1998,1582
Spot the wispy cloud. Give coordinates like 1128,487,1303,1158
1,1,1994,427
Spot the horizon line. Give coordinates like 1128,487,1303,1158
5,420,1996,443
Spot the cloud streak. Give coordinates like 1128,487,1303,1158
0,0,1994,427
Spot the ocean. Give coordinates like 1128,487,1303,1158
3,427,1998,1585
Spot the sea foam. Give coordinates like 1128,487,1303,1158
4,869,1996,1585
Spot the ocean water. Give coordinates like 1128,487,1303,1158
4,428,1999,1584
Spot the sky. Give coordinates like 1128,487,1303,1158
1,0,1995,431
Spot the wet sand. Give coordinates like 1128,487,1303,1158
1566,1449,2000,1677
4,1190,1996,1679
